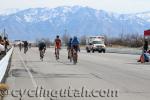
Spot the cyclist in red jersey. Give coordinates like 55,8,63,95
54,35,61,59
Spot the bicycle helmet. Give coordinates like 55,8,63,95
56,35,59,38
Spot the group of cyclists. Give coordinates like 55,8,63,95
18,41,29,54
38,35,80,64
67,36,80,64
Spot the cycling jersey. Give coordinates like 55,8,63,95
55,38,61,49
71,37,80,52
39,42,46,51
67,38,72,49
24,41,28,48
71,37,79,46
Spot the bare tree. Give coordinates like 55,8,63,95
35,38,51,47
43,38,51,47
80,35,87,45
35,38,40,47
107,33,143,48
62,33,70,46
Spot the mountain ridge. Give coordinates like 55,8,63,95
0,6,150,40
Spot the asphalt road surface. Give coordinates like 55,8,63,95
3,47,150,100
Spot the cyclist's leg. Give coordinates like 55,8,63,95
71,47,73,58
41,50,44,60
40,49,43,58
43,48,46,54
69,48,73,62
24,47,26,53
68,47,72,59
76,45,78,62
55,48,58,59
24,47,27,54
57,48,59,59
39,50,42,58
68,49,70,59
73,45,78,63
75,45,78,58
55,48,57,57
27,47,28,52
42,49,45,57
67,47,69,58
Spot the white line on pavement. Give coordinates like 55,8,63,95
18,50,45,100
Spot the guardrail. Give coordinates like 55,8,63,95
0,47,13,83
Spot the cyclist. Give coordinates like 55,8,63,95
67,37,72,59
0,36,5,54
143,39,148,52
23,41,28,54
3,37,9,53
54,35,61,60
19,42,22,51
71,36,80,51
38,40,46,61
71,36,80,64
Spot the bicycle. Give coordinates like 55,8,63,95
40,49,45,61
24,47,28,54
19,46,22,51
55,48,60,60
70,45,79,65
72,48,78,65
68,49,72,62
19,44,22,51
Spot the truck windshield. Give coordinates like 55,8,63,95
92,41,103,44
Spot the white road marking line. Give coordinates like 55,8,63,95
18,50,45,100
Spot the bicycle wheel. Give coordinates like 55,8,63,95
40,50,44,61
24,47,28,54
55,48,59,60
68,50,72,62
73,49,77,65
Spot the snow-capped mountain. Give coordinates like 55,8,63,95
0,8,21,16
0,6,150,40
135,11,150,22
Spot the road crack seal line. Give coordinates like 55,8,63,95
90,73,103,79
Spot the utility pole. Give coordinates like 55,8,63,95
3,28,8,38
64,28,67,35
121,16,124,34
63,28,68,46
4,28,6,38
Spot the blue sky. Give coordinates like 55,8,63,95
0,0,150,13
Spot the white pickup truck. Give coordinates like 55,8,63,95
86,36,106,53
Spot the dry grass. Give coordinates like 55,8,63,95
0,83,8,91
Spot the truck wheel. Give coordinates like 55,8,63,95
98,50,102,53
102,49,106,53
92,50,95,53
87,50,90,53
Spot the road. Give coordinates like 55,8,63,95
3,47,150,100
